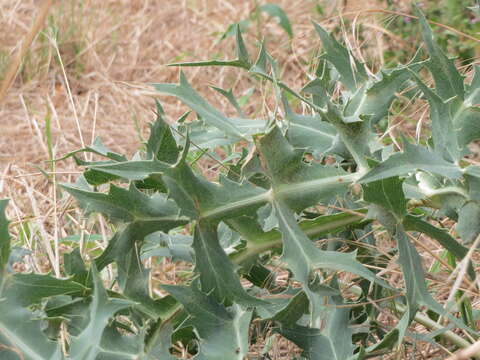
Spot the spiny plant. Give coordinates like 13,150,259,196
2,7,480,359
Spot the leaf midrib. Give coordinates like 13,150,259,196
289,122,336,140
201,173,358,220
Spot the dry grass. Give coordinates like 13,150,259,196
0,0,399,166
1,0,479,358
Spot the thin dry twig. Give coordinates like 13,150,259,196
0,0,54,105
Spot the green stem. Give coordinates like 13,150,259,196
396,302,476,356
230,210,367,264
276,173,358,198
201,190,272,220
413,310,475,352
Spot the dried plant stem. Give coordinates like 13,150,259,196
0,0,54,105
447,340,480,360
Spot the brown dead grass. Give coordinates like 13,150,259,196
1,0,480,359
0,0,397,167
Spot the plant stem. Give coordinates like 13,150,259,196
229,211,367,264
201,172,359,220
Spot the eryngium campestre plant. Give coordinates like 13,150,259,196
1,6,480,360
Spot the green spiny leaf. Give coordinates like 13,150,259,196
403,215,474,279
162,153,269,220
284,98,345,159
344,56,422,125
274,201,388,322
168,24,251,70
96,325,142,360
394,225,474,341
192,220,265,305
94,223,185,304
69,265,133,360
64,248,90,285
302,78,373,171
0,296,60,360
313,22,367,91
359,140,462,183
0,200,61,360
63,178,187,226
146,100,180,163
416,6,465,101
278,311,354,360
456,201,480,244
83,160,170,181
274,202,385,286
234,23,250,65
141,232,193,263
412,74,461,162
363,176,407,221
256,288,312,323
455,107,480,155
466,65,480,105
153,72,246,139
163,284,252,360
361,175,474,338
394,226,431,317
8,274,88,306
249,41,269,77
56,137,126,163
142,321,176,359
259,3,293,38
229,210,368,265
120,247,164,318
185,117,266,149
210,86,246,117
256,126,350,211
